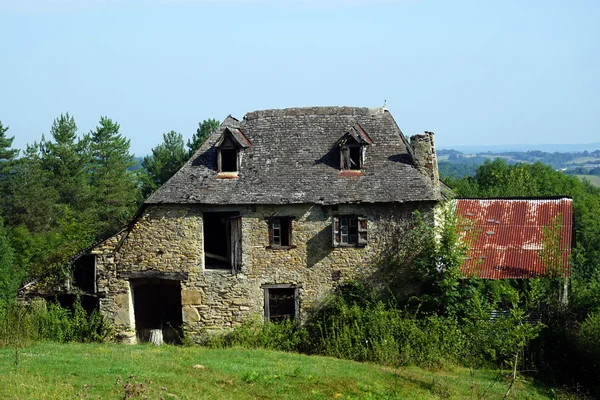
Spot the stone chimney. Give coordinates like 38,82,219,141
410,131,440,187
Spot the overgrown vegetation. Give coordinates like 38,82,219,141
0,298,113,348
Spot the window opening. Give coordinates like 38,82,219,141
263,286,298,322
333,216,367,247
348,146,361,170
203,211,241,270
73,254,96,293
270,217,292,247
220,148,238,172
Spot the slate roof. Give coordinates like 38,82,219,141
147,107,442,205
456,197,572,279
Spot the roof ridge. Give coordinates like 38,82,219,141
244,106,386,121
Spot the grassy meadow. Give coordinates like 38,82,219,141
0,342,555,399
575,174,600,187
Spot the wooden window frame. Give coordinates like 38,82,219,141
340,144,366,171
266,217,296,249
332,215,367,247
261,283,299,323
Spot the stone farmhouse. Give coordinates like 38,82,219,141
24,107,444,343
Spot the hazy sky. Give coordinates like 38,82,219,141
1,0,598,155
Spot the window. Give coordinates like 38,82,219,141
218,147,238,173
268,217,294,248
203,212,242,271
341,144,364,170
215,127,251,175
262,284,298,322
332,216,367,247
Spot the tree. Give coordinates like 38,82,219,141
141,130,187,197
39,113,91,212
0,121,19,166
0,217,18,310
4,143,60,233
187,119,220,157
89,117,141,236
0,121,19,214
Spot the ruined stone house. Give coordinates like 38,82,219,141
23,106,443,343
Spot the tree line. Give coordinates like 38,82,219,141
0,115,219,308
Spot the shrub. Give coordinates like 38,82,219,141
0,296,113,346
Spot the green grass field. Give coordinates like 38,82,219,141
576,175,600,187
0,343,554,399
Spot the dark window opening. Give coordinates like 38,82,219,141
73,255,96,293
44,294,99,314
132,279,182,344
332,216,368,247
220,148,238,172
264,286,298,322
204,211,242,270
340,216,358,245
269,217,293,247
348,146,361,170
340,137,364,171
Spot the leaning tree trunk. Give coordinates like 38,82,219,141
149,329,163,346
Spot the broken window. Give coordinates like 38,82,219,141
268,217,294,248
332,216,368,247
262,284,298,322
203,212,242,271
73,254,96,293
219,148,238,172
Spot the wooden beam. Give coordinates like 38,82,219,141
119,271,188,281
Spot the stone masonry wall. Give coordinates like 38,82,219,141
95,202,435,341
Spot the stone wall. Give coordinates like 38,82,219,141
95,202,435,341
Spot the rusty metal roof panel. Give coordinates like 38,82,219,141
456,197,572,279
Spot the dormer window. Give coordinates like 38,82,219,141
337,123,373,172
219,146,238,172
341,138,364,170
215,127,252,177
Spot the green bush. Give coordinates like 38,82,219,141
0,297,113,346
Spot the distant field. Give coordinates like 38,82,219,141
0,342,554,399
576,175,600,187
567,157,600,165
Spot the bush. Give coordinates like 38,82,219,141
0,297,113,346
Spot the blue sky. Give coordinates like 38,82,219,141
1,0,598,155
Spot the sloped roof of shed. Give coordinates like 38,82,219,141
146,107,441,205
456,197,573,279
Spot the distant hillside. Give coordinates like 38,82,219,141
438,143,600,153
438,148,600,184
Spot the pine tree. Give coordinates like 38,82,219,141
5,143,60,232
141,130,187,197
187,119,220,157
39,113,91,212
0,121,20,214
89,116,140,236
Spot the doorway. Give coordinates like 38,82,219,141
131,279,183,344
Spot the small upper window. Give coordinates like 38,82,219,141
341,141,364,171
337,123,372,172
220,148,238,172
268,217,294,248
332,215,367,247
215,127,252,176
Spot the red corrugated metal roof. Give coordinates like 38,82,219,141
456,198,572,279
